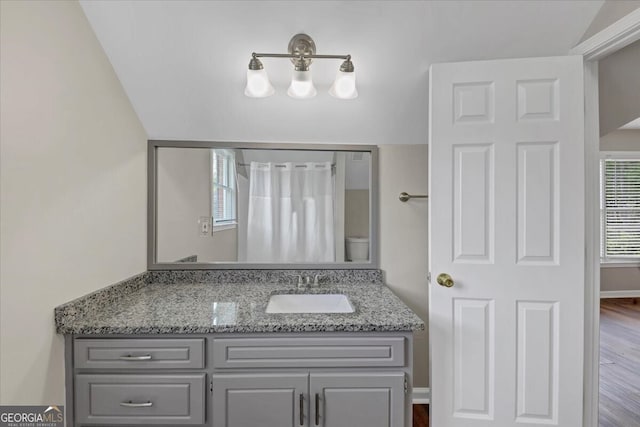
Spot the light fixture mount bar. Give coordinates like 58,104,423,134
251,34,351,71
252,53,299,59
253,53,351,60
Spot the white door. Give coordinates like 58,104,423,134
429,56,585,426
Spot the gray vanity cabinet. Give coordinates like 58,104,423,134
211,373,308,427
67,333,413,427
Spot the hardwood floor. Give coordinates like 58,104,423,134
413,404,429,427
599,298,640,427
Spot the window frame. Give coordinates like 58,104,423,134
211,148,237,231
599,151,640,267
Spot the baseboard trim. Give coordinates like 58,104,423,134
412,387,430,404
600,290,640,298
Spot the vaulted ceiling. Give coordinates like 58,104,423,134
80,1,604,144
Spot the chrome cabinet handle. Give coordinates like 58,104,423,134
119,354,152,361
315,393,320,426
119,401,153,408
299,394,304,425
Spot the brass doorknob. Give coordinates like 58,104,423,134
437,273,454,288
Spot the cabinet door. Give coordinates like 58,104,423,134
212,373,308,427
310,372,405,427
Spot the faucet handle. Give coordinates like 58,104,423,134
313,275,324,286
297,275,305,287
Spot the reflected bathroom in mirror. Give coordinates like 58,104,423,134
149,141,378,269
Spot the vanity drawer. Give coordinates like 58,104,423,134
75,374,206,425
74,338,205,369
212,336,405,368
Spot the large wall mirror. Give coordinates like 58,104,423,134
148,141,378,269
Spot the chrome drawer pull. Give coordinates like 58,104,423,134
120,401,153,408
119,354,152,361
315,393,320,426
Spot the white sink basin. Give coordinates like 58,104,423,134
265,294,354,314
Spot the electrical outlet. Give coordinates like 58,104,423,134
198,216,211,236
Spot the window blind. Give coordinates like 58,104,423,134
602,158,640,258
212,149,236,225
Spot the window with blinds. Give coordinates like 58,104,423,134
600,156,640,261
212,149,237,227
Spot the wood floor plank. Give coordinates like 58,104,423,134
599,298,640,427
413,404,429,427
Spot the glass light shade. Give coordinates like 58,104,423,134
287,70,317,99
329,70,358,99
244,69,274,98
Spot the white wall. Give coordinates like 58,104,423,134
600,129,640,292
599,41,640,136
345,152,370,190
583,3,640,136
601,267,640,292
345,190,370,239
379,145,429,387
156,148,237,262
600,129,640,151
0,0,147,404
580,0,640,42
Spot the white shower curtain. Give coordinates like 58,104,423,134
246,161,335,263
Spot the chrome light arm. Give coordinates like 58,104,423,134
248,34,354,72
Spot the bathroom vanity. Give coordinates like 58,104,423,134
55,270,424,427
55,142,424,426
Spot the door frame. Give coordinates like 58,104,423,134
569,9,640,427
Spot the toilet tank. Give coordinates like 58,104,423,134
346,237,369,262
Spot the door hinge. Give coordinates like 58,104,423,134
210,379,213,393
404,376,408,394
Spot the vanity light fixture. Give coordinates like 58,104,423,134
244,33,357,100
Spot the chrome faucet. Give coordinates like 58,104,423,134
297,274,310,289
297,274,324,289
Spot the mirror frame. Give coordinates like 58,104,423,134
148,140,379,270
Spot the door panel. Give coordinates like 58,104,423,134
516,142,559,264
516,301,559,423
324,388,390,427
310,372,404,427
453,298,494,419
211,373,307,427
453,144,495,263
429,56,584,427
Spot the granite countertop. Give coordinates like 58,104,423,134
55,270,425,335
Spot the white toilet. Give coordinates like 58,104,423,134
346,237,369,262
